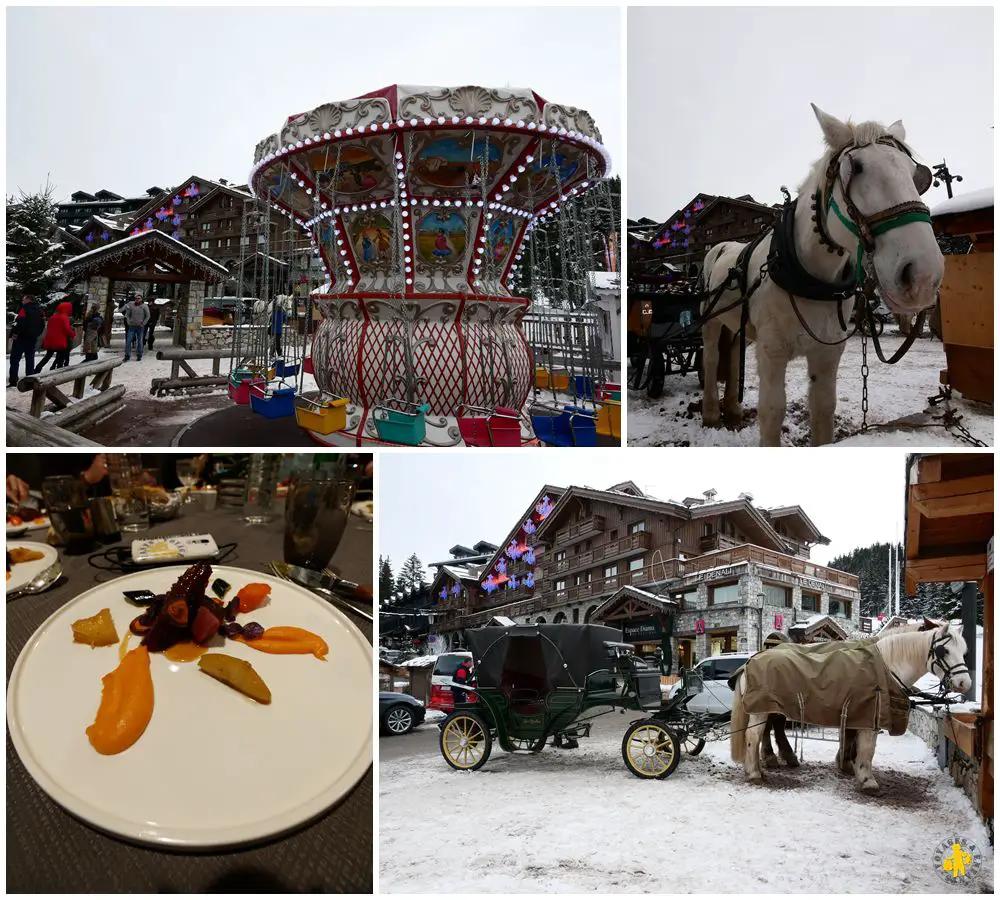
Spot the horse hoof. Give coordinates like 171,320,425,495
763,755,779,770
747,772,764,785
702,413,720,428
782,755,800,769
858,780,880,795
723,409,743,429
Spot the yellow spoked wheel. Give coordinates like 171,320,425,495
621,719,681,779
440,711,493,772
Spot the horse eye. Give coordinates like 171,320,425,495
851,158,864,175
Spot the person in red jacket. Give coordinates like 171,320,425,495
35,301,76,372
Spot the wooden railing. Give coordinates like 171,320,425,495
555,515,605,543
683,545,858,589
552,531,652,574
16,358,125,434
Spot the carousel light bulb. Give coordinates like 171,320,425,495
491,117,500,126
410,199,417,206
432,200,440,207
477,200,484,207
527,122,537,130
465,116,473,125
454,200,462,207
502,185,510,192
304,138,312,145
410,118,418,127
494,194,502,201
382,122,391,130
437,116,445,125
559,128,567,136
451,115,460,124
306,188,312,195
422,199,429,206
517,166,526,174
296,141,303,148
443,200,451,207
504,118,513,127
406,278,413,285
337,239,344,246
423,117,432,126
321,202,328,209
340,250,347,256
397,119,405,128
401,211,408,217
334,130,341,138
405,266,412,273
525,155,534,163
405,256,411,263
517,120,525,128
380,201,387,208
478,117,487,125
479,235,486,243
537,125,547,133
404,244,411,251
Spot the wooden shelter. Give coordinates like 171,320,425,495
61,230,228,348
931,188,993,403
904,452,993,824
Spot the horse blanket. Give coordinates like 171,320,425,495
740,640,910,735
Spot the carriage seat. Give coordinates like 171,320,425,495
500,674,548,714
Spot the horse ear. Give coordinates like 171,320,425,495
921,616,938,630
887,119,907,142
811,103,852,149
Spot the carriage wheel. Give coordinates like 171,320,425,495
508,737,546,753
683,736,706,756
440,711,493,772
621,719,680,779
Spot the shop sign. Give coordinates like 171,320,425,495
623,617,662,641
774,614,784,630
695,619,706,635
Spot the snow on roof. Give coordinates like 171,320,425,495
62,229,229,275
588,271,620,291
931,186,993,217
399,654,438,668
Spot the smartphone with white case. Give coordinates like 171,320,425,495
130,534,220,565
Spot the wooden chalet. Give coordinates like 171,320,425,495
904,452,993,825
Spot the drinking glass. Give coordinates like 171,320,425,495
243,454,280,524
107,453,150,532
42,476,96,553
176,458,200,505
283,477,355,570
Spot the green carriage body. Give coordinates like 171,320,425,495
439,625,679,776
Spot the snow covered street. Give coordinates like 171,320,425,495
379,713,993,893
627,333,993,447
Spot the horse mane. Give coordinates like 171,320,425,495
796,118,915,196
872,627,934,678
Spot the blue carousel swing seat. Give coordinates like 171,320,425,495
249,381,296,419
531,405,598,448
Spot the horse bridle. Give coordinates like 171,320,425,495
813,135,933,283
928,629,970,691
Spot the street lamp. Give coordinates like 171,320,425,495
932,160,963,199
756,591,766,652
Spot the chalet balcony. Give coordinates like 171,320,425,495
682,544,859,591
551,531,652,576
698,532,742,553
555,516,605,544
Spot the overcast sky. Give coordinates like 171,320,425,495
6,6,620,203
628,6,993,220
379,449,911,580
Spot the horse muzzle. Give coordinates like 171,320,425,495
947,673,973,695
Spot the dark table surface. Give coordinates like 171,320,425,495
6,502,373,893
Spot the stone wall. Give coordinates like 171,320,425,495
184,280,206,348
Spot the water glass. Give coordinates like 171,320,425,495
107,453,150,532
284,477,355,570
243,454,280,524
176,458,200,504
42,475,96,553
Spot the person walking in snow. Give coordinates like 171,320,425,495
81,301,104,362
123,295,150,361
7,295,45,387
35,301,77,372
145,299,161,351
268,299,286,357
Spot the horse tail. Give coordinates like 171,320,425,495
730,672,749,763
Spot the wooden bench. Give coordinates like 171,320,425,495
150,348,234,396
6,408,102,447
16,358,126,432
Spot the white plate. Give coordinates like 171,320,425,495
6,523,29,538
6,565,373,849
24,515,51,532
6,541,59,591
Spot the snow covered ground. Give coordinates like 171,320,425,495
628,333,993,447
379,716,993,893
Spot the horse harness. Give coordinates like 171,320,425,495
697,134,935,409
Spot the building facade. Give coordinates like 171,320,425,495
57,188,162,230
431,482,860,670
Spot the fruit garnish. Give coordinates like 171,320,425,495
199,653,272,704
72,608,119,647
242,622,265,640
235,583,271,614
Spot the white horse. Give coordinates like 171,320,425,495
700,104,944,445
731,624,970,793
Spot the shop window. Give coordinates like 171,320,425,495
710,582,740,606
762,583,791,608
801,592,820,613
829,598,851,618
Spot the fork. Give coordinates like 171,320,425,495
267,562,373,623
6,561,63,601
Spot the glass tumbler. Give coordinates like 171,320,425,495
42,475,96,553
107,453,150,532
283,477,356,571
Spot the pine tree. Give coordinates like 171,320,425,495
6,184,64,311
829,541,979,624
378,556,395,607
398,553,425,591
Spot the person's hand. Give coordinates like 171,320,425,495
82,454,108,486
6,475,30,505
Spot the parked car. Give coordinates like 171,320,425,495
379,692,426,736
666,652,753,714
428,650,473,712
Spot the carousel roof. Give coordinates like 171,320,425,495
248,85,611,297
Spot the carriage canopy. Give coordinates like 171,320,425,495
465,624,624,691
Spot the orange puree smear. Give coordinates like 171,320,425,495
163,641,209,663
86,645,154,755
232,626,328,660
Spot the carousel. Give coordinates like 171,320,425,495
228,84,614,446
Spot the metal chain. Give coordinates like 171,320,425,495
860,320,869,433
